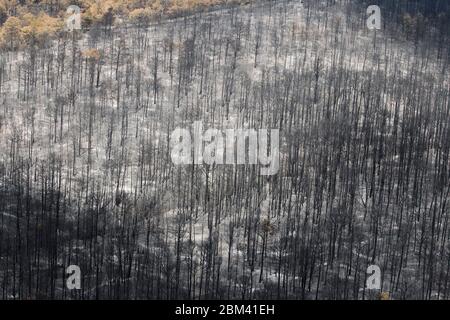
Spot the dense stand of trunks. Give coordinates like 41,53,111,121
0,0,449,299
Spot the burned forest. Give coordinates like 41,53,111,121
0,0,449,300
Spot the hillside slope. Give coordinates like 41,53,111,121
0,0,449,300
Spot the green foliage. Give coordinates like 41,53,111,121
0,15,21,49
20,12,64,46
